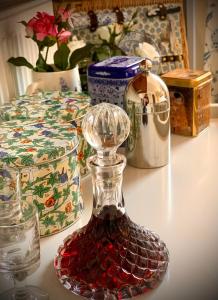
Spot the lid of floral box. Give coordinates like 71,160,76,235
88,56,143,79
161,69,212,88
11,91,91,124
0,121,78,168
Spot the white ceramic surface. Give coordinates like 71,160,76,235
26,67,81,95
1,120,217,299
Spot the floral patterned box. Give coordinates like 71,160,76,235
1,91,93,176
0,120,82,236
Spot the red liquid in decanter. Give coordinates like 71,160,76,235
55,204,169,299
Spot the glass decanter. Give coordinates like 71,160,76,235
54,103,169,299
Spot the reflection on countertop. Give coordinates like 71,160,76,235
18,119,218,300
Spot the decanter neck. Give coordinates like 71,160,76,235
88,154,126,219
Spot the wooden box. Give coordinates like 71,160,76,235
161,69,212,136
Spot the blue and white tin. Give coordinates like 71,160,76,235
87,56,143,107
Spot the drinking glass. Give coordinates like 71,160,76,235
0,201,49,299
0,167,48,299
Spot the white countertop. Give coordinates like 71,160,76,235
3,120,218,300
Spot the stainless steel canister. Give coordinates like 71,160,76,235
124,59,170,168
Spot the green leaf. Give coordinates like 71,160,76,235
92,45,111,62
109,44,126,57
1,112,10,121
48,148,60,159
84,145,92,159
73,204,80,218
42,216,55,227
35,52,54,72
16,148,28,154
38,36,56,48
21,182,33,194
56,212,67,227
33,184,50,198
69,43,94,69
47,173,58,186
53,187,62,201
8,57,33,69
43,140,53,147
44,229,51,235
54,43,70,70
20,154,34,166
36,148,47,158
63,186,70,199
65,220,73,227
0,177,5,190
72,191,78,204
33,199,45,214
51,161,58,170
2,156,17,165
62,113,73,122
38,147,59,160
69,157,77,170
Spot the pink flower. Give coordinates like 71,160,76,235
26,17,37,38
26,11,58,42
57,7,71,22
9,8,81,72
57,29,72,44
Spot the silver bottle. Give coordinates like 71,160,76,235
124,59,170,168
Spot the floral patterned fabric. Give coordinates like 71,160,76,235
0,121,78,168
0,91,93,236
204,0,218,103
0,120,81,236
15,91,91,123
70,3,187,74
0,91,92,176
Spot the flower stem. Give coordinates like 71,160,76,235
44,47,49,63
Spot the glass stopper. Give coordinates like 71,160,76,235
82,103,130,165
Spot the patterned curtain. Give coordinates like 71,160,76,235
204,0,218,103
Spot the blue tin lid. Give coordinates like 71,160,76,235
88,56,143,79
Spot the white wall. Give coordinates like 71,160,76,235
0,0,210,104
0,0,54,104
186,0,208,69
